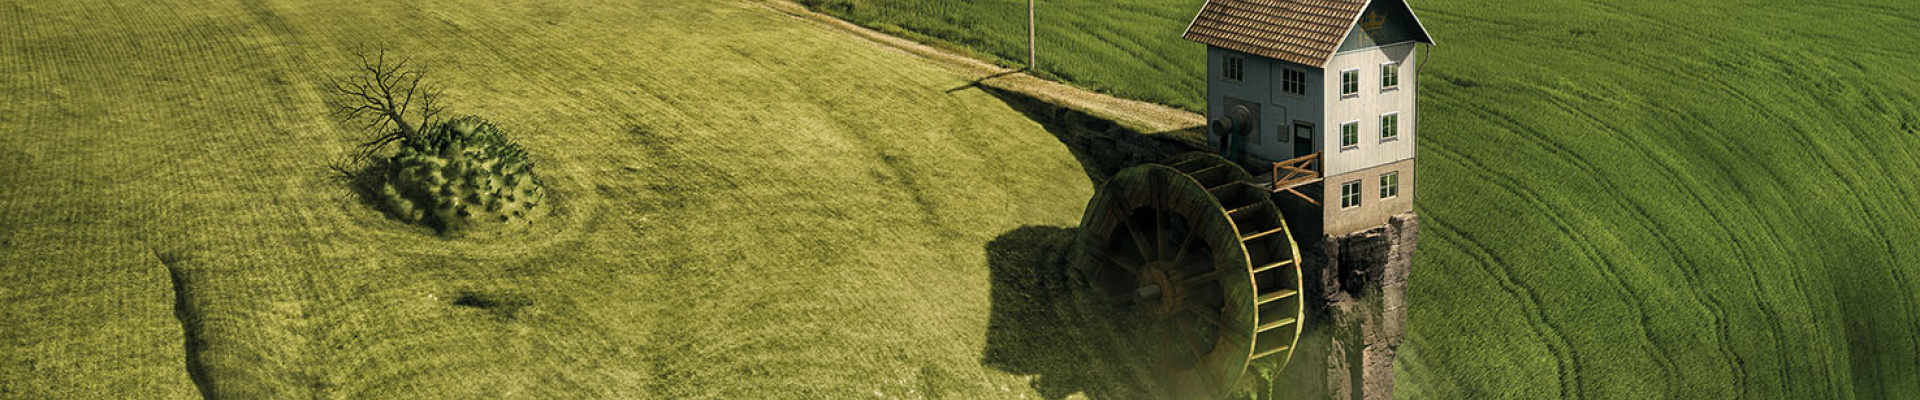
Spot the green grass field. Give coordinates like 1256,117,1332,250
7,0,1920,399
0,0,1167,397
805,0,1920,398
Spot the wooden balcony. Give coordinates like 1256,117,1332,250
1248,152,1323,206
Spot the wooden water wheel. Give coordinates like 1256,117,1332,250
1071,152,1305,399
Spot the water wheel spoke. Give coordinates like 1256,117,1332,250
1126,221,1155,261
1168,224,1200,267
1154,207,1167,259
1176,316,1209,362
1184,303,1228,331
1087,247,1142,273
1185,268,1226,287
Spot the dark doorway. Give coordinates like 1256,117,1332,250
1293,122,1315,159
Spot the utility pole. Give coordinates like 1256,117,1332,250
1027,0,1036,71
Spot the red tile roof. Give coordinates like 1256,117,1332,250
1183,0,1371,67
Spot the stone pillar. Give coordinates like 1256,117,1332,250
1273,213,1417,400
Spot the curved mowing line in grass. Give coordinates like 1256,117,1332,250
1421,213,1580,399
1696,50,1920,382
1428,88,1744,395
1547,88,1820,397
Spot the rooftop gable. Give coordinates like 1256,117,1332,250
1184,0,1435,67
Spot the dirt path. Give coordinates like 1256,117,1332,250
757,0,1207,136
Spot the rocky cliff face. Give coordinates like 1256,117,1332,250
1275,212,1418,400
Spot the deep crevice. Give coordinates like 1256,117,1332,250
159,250,216,400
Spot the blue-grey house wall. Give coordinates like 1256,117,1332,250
1206,47,1325,164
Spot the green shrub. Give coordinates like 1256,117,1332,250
379,115,547,234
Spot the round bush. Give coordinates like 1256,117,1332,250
379,115,547,234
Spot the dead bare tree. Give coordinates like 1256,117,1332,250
327,49,446,176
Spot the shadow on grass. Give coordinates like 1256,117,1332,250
972,82,1215,399
335,159,395,217
158,249,216,399
970,85,1204,185
982,226,1155,400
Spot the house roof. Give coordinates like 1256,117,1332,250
1183,0,1434,67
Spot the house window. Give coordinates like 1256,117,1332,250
1380,112,1399,141
1381,63,1400,89
1340,121,1359,148
1340,69,1359,96
1225,56,1245,82
1340,180,1362,209
1282,68,1307,95
1380,172,1399,199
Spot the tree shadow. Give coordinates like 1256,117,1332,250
334,158,394,216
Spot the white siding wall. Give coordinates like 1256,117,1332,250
1320,42,1418,176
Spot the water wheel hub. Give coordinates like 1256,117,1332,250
1138,261,1186,319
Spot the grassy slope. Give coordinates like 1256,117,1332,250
805,0,1920,398
0,0,1135,398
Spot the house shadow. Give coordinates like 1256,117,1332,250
969,84,1204,184
982,225,1158,400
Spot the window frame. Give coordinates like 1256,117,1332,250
1225,56,1245,82
1281,68,1307,97
1379,172,1399,199
1380,62,1400,90
1339,120,1360,150
1379,112,1400,142
1340,180,1363,209
1340,68,1360,97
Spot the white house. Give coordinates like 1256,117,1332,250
1184,0,1434,235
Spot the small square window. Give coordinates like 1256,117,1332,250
1340,69,1360,96
1225,57,1245,82
1380,113,1399,141
1341,180,1362,209
1380,172,1399,199
1340,121,1359,148
1381,63,1400,89
1282,69,1307,95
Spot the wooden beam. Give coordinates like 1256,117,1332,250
1286,188,1320,206
1256,317,1297,332
1252,344,1293,360
1241,226,1288,242
1251,259,1294,274
1257,289,1299,305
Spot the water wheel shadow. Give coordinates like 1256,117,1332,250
982,225,1155,400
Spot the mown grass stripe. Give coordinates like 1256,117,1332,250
1422,215,1578,399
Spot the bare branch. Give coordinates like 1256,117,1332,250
327,48,449,176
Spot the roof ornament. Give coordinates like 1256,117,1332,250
1360,11,1387,33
